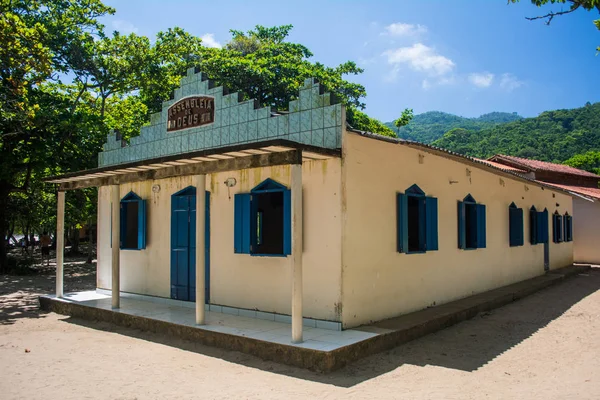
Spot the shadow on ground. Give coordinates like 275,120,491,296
0,251,96,326
53,267,600,387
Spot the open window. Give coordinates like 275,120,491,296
553,211,564,243
120,191,147,250
457,194,486,250
509,202,524,247
397,184,438,253
234,178,290,256
564,213,573,242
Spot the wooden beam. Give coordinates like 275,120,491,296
59,150,303,190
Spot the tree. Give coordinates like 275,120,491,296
393,108,414,136
564,150,600,174
0,0,114,271
510,0,600,50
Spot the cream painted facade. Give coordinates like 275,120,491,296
97,159,343,322
340,131,573,328
572,197,600,264
96,128,575,329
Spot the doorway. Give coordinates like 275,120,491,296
170,187,210,302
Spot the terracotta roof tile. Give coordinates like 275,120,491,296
541,182,600,201
475,158,529,174
490,154,600,178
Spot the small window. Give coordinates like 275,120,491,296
530,206,549,245
234,178,290,256
564,213,573,242
509,202,524,247
529,206,538,245
553,212,563,243
397,184,438,253
458,194,486,250
120,191,147,250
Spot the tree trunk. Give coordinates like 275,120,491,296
0,186,9,273
70,226,80,254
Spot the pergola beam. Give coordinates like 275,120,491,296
59,150,303,191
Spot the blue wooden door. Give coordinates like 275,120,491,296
171,189,210,302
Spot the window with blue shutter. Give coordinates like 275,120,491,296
457,194,486,250
530,206,538,245
509,202,524,247
537,208,549,244
564,213,573,242
397,184,438,254
234,193,251,253
119,191,147,250
553,212,563,243
233,178,291,256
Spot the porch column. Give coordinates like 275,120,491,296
56,191,65,298
291,163,303,343
195,174,206,325
111,184,120,309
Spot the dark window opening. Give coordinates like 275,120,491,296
123,202,139,249
465,202,477,249
407,195,425,252
253,191,284,255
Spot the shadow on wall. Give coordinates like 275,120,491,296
57,267,600,387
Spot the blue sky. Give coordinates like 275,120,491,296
100,0,600,122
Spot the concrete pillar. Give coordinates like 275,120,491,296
291,163,303,343
195,174,206,325
56,191,65,298
111,185,120,309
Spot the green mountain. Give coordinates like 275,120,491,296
384,111,522,143
432,102,600,163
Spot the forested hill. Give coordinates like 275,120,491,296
384,111,522,143
431,102,600,163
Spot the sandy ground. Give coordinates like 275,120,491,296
1,261,599,400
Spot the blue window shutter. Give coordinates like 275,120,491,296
530,209,538,245
234,193,251,254
397,193,408,252
457,201,466,249
567,216,573,241
283,189,291,255
138,199,147,249
563,216,568,242
425,196,438,251
476,204,487,249
508,208,523,246
516,208,524,246
119,202,126,249
538,210,549,243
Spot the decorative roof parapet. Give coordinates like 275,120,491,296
98,68,343,167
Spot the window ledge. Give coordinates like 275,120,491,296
251,253,288,258
406,250,427,255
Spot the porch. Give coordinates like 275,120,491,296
39,290,381,371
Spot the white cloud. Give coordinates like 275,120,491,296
112,20,138,35
468,72,495,88
422,75,457,90
383,43,455,76
499,73,524,92
201,33,222,48
383,23,428,37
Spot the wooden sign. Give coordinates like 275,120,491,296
167,96,215,132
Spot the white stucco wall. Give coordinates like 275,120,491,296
340,131,574,328
573,197,600,264
97,158,343,321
